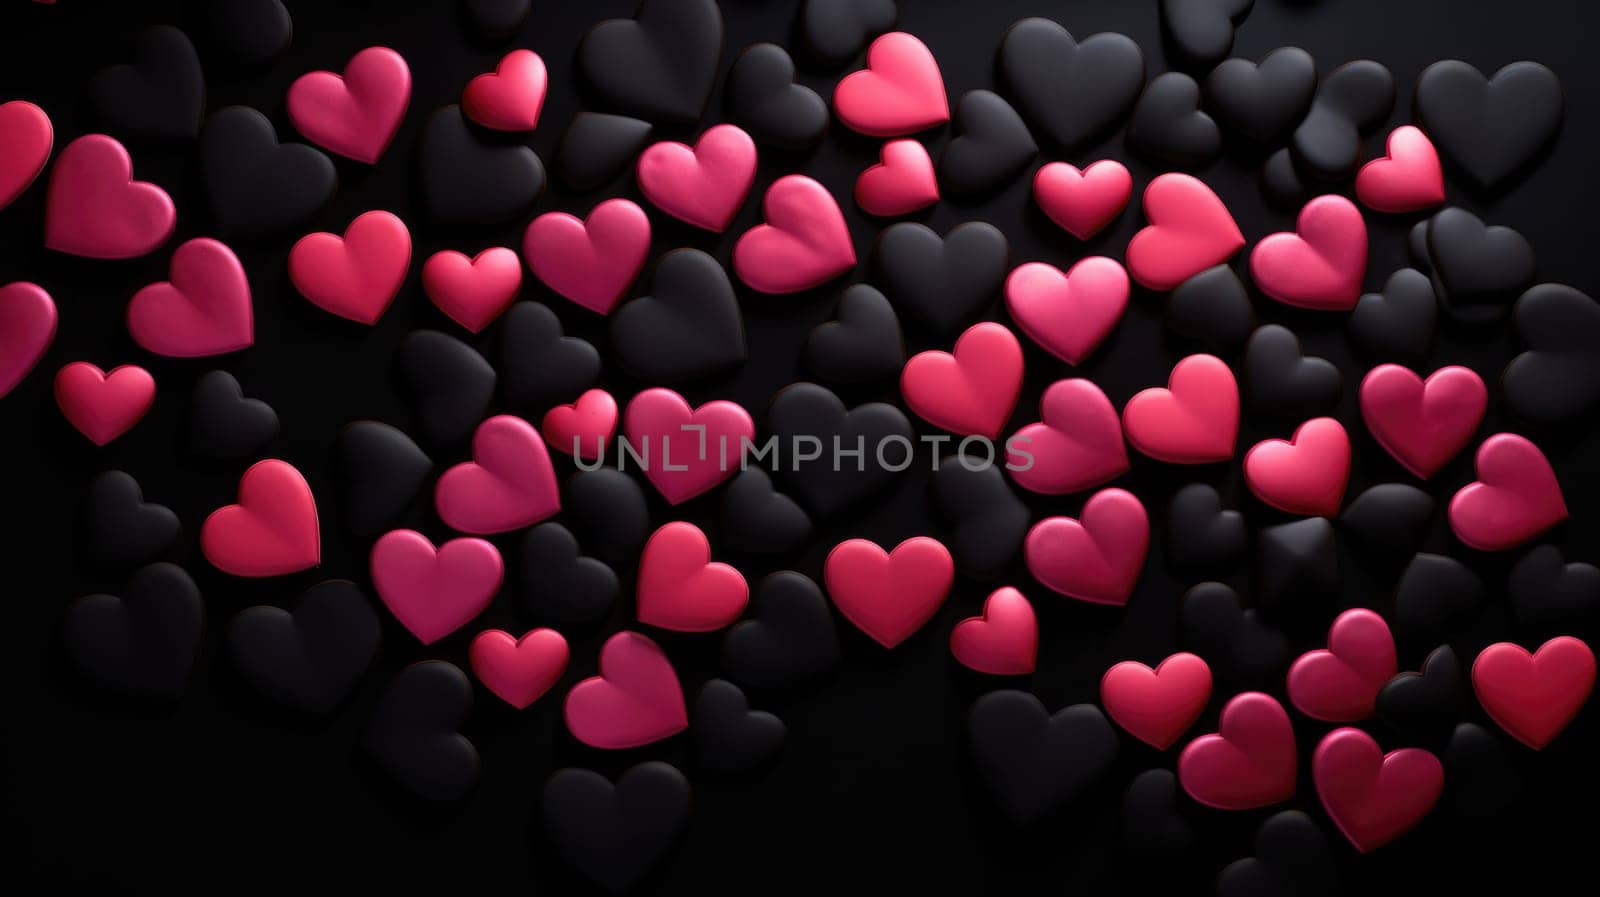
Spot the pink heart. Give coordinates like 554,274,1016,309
1359,364,1486,479
421,247,522,333
435,415,561,535
1006,378,1129,495
523,198,651,315
1126,174,1243,291
1250,194,1369,311
461,49,547,132
1448,433,1568,551
45,134,174,259
0,282,57,399
1100,652,1213,750
833,32,949,137
53,361,154,445
1178,691,1297,810
733,175,856,294
286,46,411,164
637,124,757,233
900,321,1024,439
854,139,939,217
825,537,954,648
1024,487,1149,606
370,529,502,644
0,99,52,211
469,628,569,709
1314,728,1443,852
1005,256,1130,365
1472,636,1596,750
1355,126,1446,214
288,210,412,324
542,388,618,462
564,631,688,750
127,238,253,357
1121,354,1239,464
950,587,1038,675
1244,417,1351,517
1033,160,1132,240
622,387,753,505
1287,609,1397,722
201,459,321,577
637,521,749,632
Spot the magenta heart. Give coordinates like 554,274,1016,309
1126,174,1244,291
1359,364,1486,479
733,175,855,294
523,197,651,315
542,388,618,462
637,123,757,233
288,210,412,324
1121,354,1239,464
854,138,939,217
900,321,1024,439
286,46,411,164
1472,636,1596,750
45,134,174,260
435,415,560,535
564,630,688,750
1005,256,1130,365
1033,160,1132,240
0,282,57,399
1006,378,1128,495
1100,652,1213,750
832,31,949,137
370,529,502,645
0,99,52,211
461,49,547,132
1244,417,1351,517
1449,433,1568,551
469,627,568,709
1314,728,1443,852
1287,608,1397,722
637,522,749,632
200,459,321,578
1024,487,1149,605
825,536,954,648
1250,194,1369,311
1355,126,1445,214
421,246,521,333
950,587,1038,676
622,387,753,505
53,361,155,446
1178,691,1297,810
127,238,253,358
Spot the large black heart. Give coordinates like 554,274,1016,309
692,679,786,772
1426,207,1536,323
967,690,1117,825
725,43,827,150
766,382,913,517
1290,60,1394,181
63,562,203,701
227,580,381,715
612,249,747,383
363,661,480,801
1414,60,1563,190
998,18,1146,152
417,105,545,227
872,221,1009,335
187,370,279,460
938,89,1037,197
514,522,619,624
333,421,433,537
577,0,723,123
1126,72,1220,170
201,106,336,239
802,284,905,386
1160,0,1254,72
929,456,1029,580
1204,46,1316,147
1242,324,1341,419
1503,283,1600,423
542,762,691,892
721,571,841,689
394,329,496,449
495,302,601,412
89,25,205,139
79,470,180,572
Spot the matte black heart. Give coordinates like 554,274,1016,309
563,468,650,568
725,43,828,150
1503,283,1600,423
1259,145,1311,210
418,105,545,227
611,249,747,383
227,579,381,715
1165,483,1247,576
495,302,601,412
930,456,1029,580
1256,517,1339,630
719,469,813,556
63,562,203,701
1180,581,1291,690
721,571,841,689
998,18,1145,152
362,661,479,802
692,679,786,772
802,284,905,385
202,0,292,69
1393,552,1485,643
333,421,433,537
1166,264,1254,351
554,112,653,192
797,0,896,69
938,89,1037,197
79,471,179,572
187,370,279,460
1426,207,1535,323
1204,46,1316,146
1160,0,1254,72
1407,219,1433,273
1338,483,1433,565
1445,722,1521,818
541,762,690,893
1126,72,1221,170
201,106,336,240
1215,811,1339,897
766,382,914,517
967,691,1117,825
1375,644,1464,738
1290,60,1394,181
1347,268,1437,361
394,329,496,449
1508,543,1600,633
1414,60,1563,191
461,0,532,41
89,25,205,140
1121,769,1196,861
515,522,619,624
577,0,723,123
872,221,1009,335
1242,324,1341,419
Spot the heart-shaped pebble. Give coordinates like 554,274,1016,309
1006,378,1128,495
1355,126,1446,214
622,387,753,504
469,628,568,709
1126,174,1244,291
1005,256,1130,365
45,134,175,259
462,49,547,132
1471,636,1595,749
854,139,939,217
1032,160,1132,240
542,389,617,462
421,247,521,333
1313,728,1443,852
1122,354,1239,464
1025,487,1149,605
833,32,949,136
637,522,749,632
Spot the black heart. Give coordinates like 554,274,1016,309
725,43,828,150
611,250,747,383
967,691,1117,825
1181,581,1290,690
1290,60,1394,181
227,580,381,715
89,25,205,140
999,18,1145,151
692,679,786,772
938,89,1037,197
1446,722,1521,818
1347,268,1437,361
554,112,653,192
541,762,690,893
201,106,336,240
1339,483,1434,565
721,571,841,689
1161,0,1254,72
79,470,180,571
803,284,905,385
515,522,619,624
1414,60,1563,191
363,661,480,802
495,302,601,412
1121,769,1196,862
1215,810,1339,897
461,0,532,41
187,370,279,459
1242,324,1341,418
1126,72,1221,169
1205,46,1316,146
719,469,813,556
1503,283,1600,423
1508,543,1600,633
563,468,651,568
1393,553,1485,643
1256,517,1339,630
798,0,897,69
1426,207,1535,323
63,562,203,701
766,382,914,517
418,105,545,227
394,329,496,449
1165,483,1247,576
930,456,1029,580
202,0,292,69
577,0,723,123
872,221,1010,335
1166,264,1254,350
1375,644,1464,738
1259,145,1311,210
333,421,433,537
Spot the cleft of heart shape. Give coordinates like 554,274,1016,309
1244,417,1351,517
825,536,954,648
127,238,253,357
1314,728,1443,853
733,175,856,294
1355,125,1446,214
949,587,1039,675
833,31,949,137
1121,353,1239,464
1033,160,1132,241
371,529,503,644
855,139,939,217
564,630,688,750
435,414,560,534
287,46,411,164
637,124,757,233
0,282,58,400
1250,194,1369,311
900,322,1024,439
288,210,412,324
469,627,569,709
1448,433,1568,551
622,387,753,504
201,459,321,577
523,197,651,315
421,246,522,333
1287,608,1397,722
1100,652,1212,749
45,134,175,260
1471,636,1595,749
462,49,547,132
1125,173,1244,291
637,521,749,632
54,361,154,445
542,388,618,462
1024,487,1149,605
1359,364,1486,479
1006,378,1128,495
1178,691,1297,810
1005,256,1130,365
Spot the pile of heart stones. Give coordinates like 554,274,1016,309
2,0,1597,892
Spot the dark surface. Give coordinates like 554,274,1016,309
4,0,1600,893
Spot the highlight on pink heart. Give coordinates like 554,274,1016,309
461,49,548,132
469,627,569,709
1244,417,1351,517
1314,729,1443,853
854,139,939,217
1359,364,1486,480
1005,378,1128,495
542,388,618,462
1024,487,1149,606
1121,353,1239,464
421,247,522,333
832,31,949,137
200,459,321,577
1287,609,1397,722
523,197,651,315
733,174,856,294
288,210,412,324
1448,433,1568,552
1099,652,1212,750
435,414,560,535
286,46,411,164
637,521,749,632
126,238,253,357
637,123,757,233
1033,160,1132,241
53,361,154,446
1125,173,1244,291
1471,636,1595,750
564,630,688,750
1177,691,1297,811
370,529,503,644
0,99,52,211
622,387,754,505
44,134,175,259
1250,194,1369,311
1004,256,1130,365
0,282,57,400
824,536,954,649
1355,126,1446,214
900,322,1023,439
949,586,1038,675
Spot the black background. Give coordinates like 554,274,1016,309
3,0,1598,892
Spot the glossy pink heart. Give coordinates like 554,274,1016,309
1250,194,1368,311
201,459,321,577
542,388,617,462
1355,126,1446,214
1121,354,1239,464
435,415,560,534
370,529,502,644
0,99,52,211
733,175,855,294
1100,652,1213,750
0,282,57,399
286,46,411,164
637,521,749,632
1359,364,1486,479
1024,487,1149,606
833,32,949,137
950,587,1038,675
45,134,174,259
523,198,650,315
564,630,688,750
1448,433,1568,551
1244,417,1351,517
461,49,547,132
1005,256,1129,365
1178,691,1297,810
854,138,939,217
53,362,154,445
1314,728,1443,852
127,238,253,357
1287,609,1397,722
825,537,954,648
288,210,412,324
1033,160,1132,240
1126,174,1244,291
622,388,753,505
421,247,521,333
469,628,568,709
637,123,757,233
901,322,1024,439
1006,378,1128,495
1472,636,1595,749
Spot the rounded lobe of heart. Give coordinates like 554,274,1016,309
622,388,754,505
421,247,522,333
900,322,1024,439
950,587,1038,675
1448,433,1568,552
1244,417,1352,517
0,100,53,211
462,49,548,132
855,139,939,217
1005,257,1130,365
637,521,750,632
1126,174,1244,291
733,175,856,294
563,630,688,750
1355,126,1446,214
288,210,412,324
637,123,757,232
1023,487,1149,605
1121,353,1239,463
1250,195,1369,311
127,238,254,357
44,134,175,259
1471,636,1596,749
824,536,954,648
286,46,412,164
201,459,321,577
1359,364,1486,479
1177,691,1298,810
1006,378,1129,495
1287,609,1397,722
370,529,503,644
1033,160,1132,241
0,282,58,399
435,415,561,534
1313,728,1444,853
833,31,950,137
53,362,155,445
1100,652,1213,749
523,198,651,315
470,627,569,709
542,389,618,462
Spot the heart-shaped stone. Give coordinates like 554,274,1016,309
1244,417,1351,517
1006,378,1128,495
637,123,757,232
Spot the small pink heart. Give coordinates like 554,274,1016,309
0,282,57,399
1126,174,1243,291
523,198,651,315
637,521,749,632
1355,126,1445,214
435,415,560,535
201,459,321,577
564,630,688,750
53,361,154,445
1314,728,1443,852
461,49,547,132
45,134,174,259
421,247,522,333
622,387,753,505
127,238,253,357
1005,256,1130,365
854,139,939,217
637,124,757,233
1359,364,1486,479
1250,194,1369,311
900,321,1024,439
286,46,411,164
542,388,618,462
950,587,1038,676
0,99,52,211
1287,609,1397,722
370,529,502,644
1178,691,1297,810
1024,487,1149,606
1121,354,1239,464
1472,636,1595,750
1033,160,1131,240
1448,433,1568,551
825,537,954,649
833,32,949,137
1100,652,1213,750
1244,417,1351,517
733,175,855,294
1006,378,1128,495
288,210,412,324
470,627,568,709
